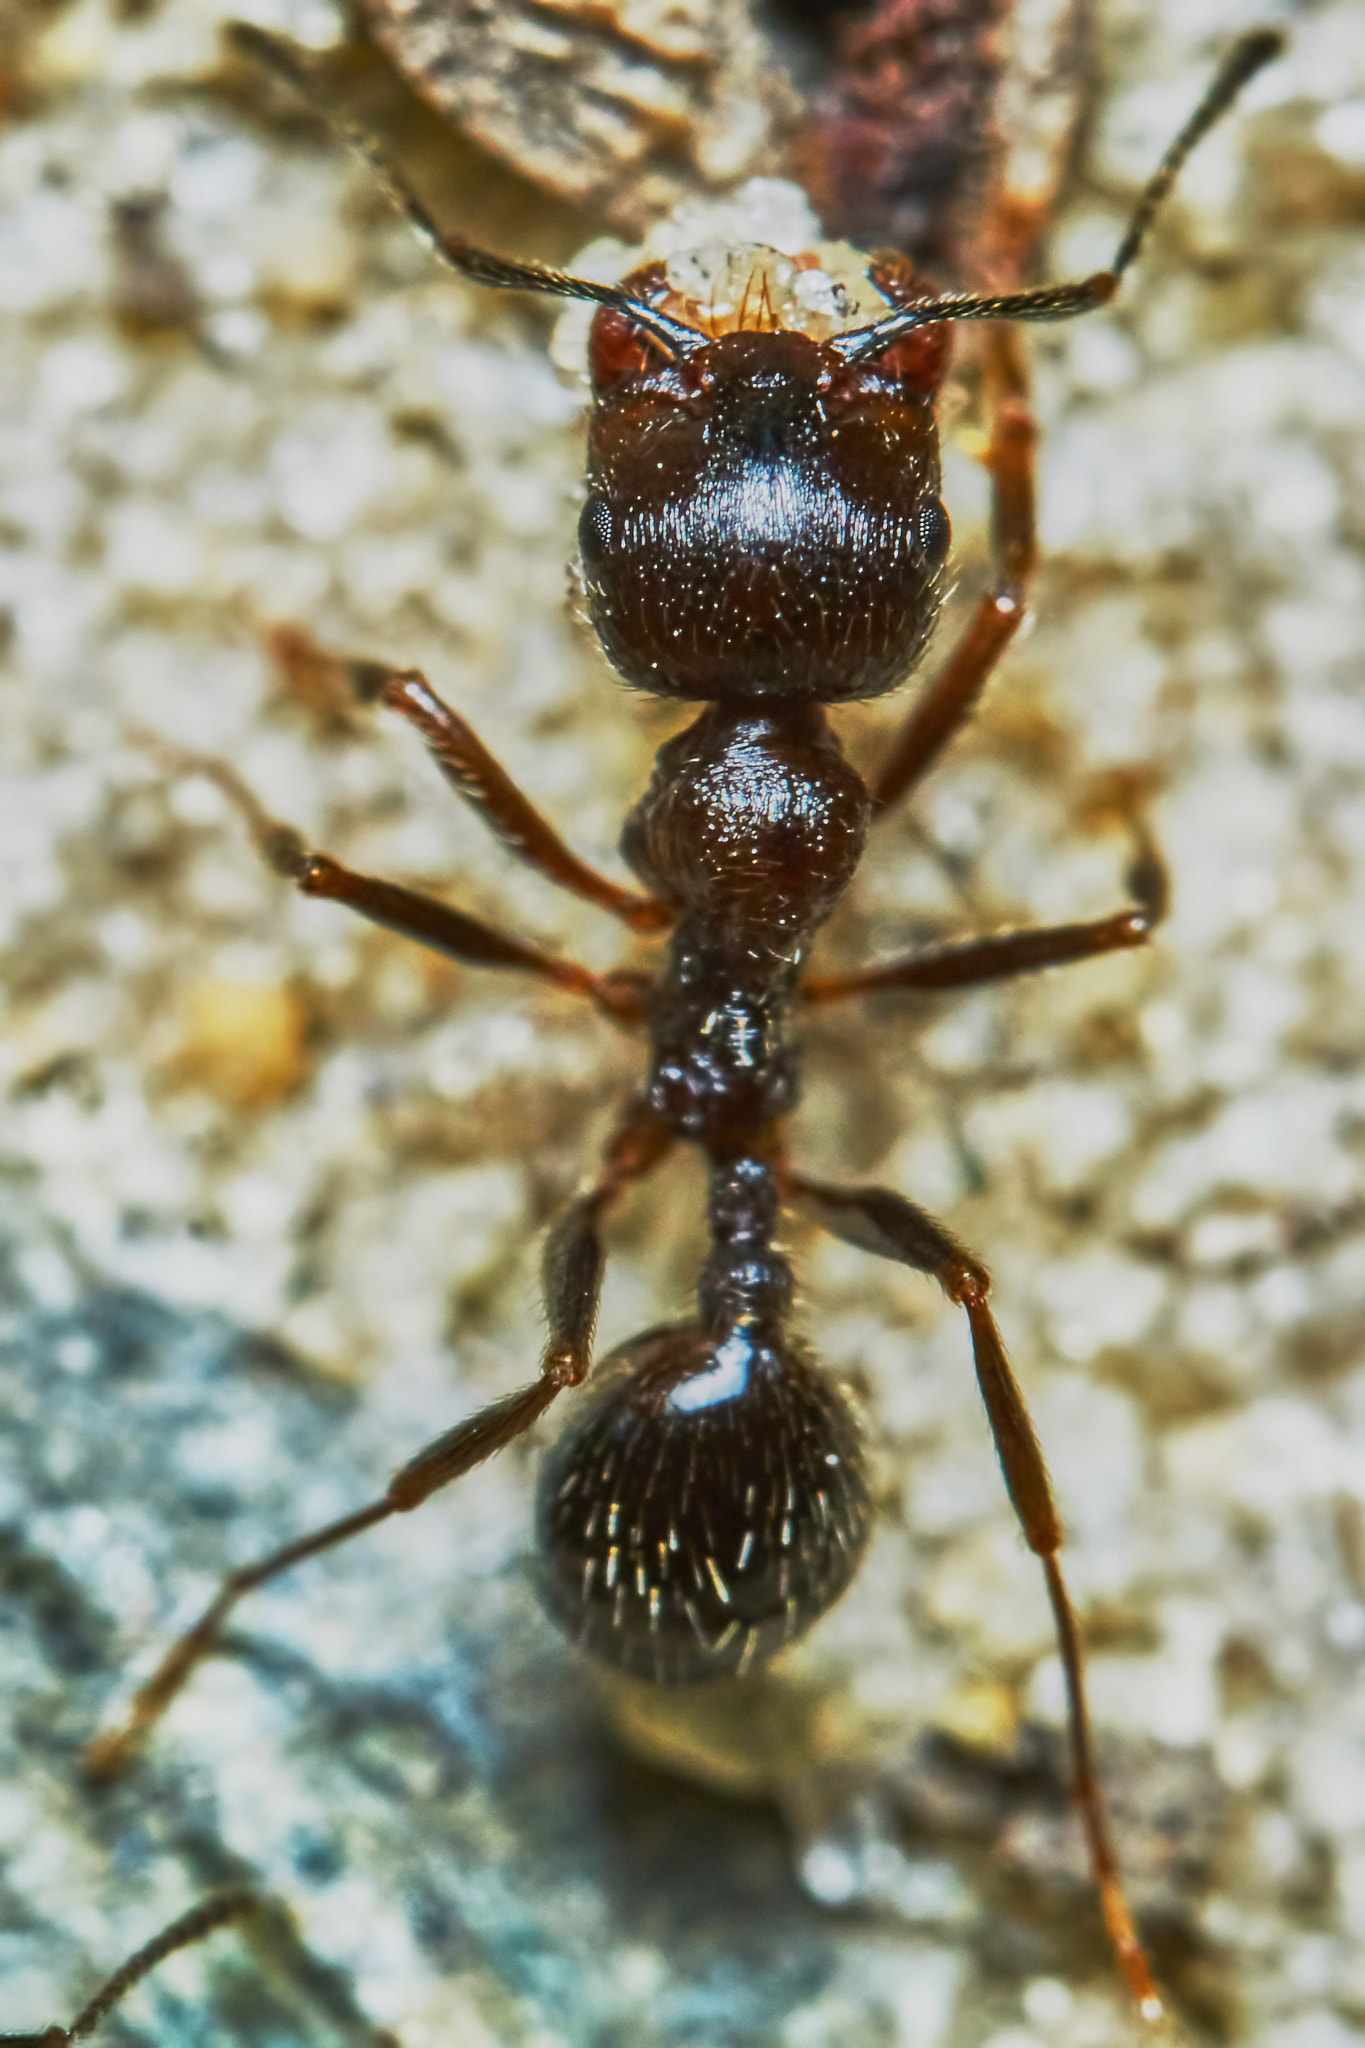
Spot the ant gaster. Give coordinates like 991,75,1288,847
82,27,1283,2028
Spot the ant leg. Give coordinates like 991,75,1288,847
140,741,651,1028
838,34,1283,356
804,838,1167,1004
872,326,1037,817
2,1892,258,2045
787,1172,1165,2027
270,629,671,934
297,853,651,1026
85,1102,671,1777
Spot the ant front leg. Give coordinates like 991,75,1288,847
804,836,1168,1004
269,628,672,934
85,1102,671,1776
872,326,1037,815
787,1172,1165,2027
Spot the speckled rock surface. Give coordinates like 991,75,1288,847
3,1,1365,2043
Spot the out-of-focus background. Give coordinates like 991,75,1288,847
2,0,1365,2042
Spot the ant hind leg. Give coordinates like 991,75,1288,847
84,1102,670,1776
787,1171,1165,2026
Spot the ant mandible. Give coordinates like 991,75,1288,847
81,25,1283,2028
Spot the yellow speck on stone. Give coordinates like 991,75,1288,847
955,425,992,467
33,0,118,87
932,1679,1019,1756
172,981,310,1108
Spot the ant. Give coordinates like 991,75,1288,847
71,22,1284,2032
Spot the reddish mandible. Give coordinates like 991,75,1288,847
75,26,1283,2031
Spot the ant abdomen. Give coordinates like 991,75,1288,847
535,1321,871,1682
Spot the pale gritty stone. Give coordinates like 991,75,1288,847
3,4,1365,2044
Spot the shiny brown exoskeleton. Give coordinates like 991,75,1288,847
81,27,1282,2030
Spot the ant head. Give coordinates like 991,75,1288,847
578,262,954,705
535,1320,870,1681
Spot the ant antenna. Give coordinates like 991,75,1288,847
227,24,704,361
834,27,1284,363
1,1893,258,2046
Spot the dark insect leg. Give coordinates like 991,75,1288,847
803,838,1167,1004
834,31,1284,358
138,739,650,1027
786,1172,1165,2026
865,27,1283,813
85,1103,671,1777
1,1893,257,2046
872,326,1037,816
297,853,650,1025
271,631,670,934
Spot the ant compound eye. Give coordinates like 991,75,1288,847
535,1322,870,1682
918,496,951,565
588,263,674,392
578,493,614,567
